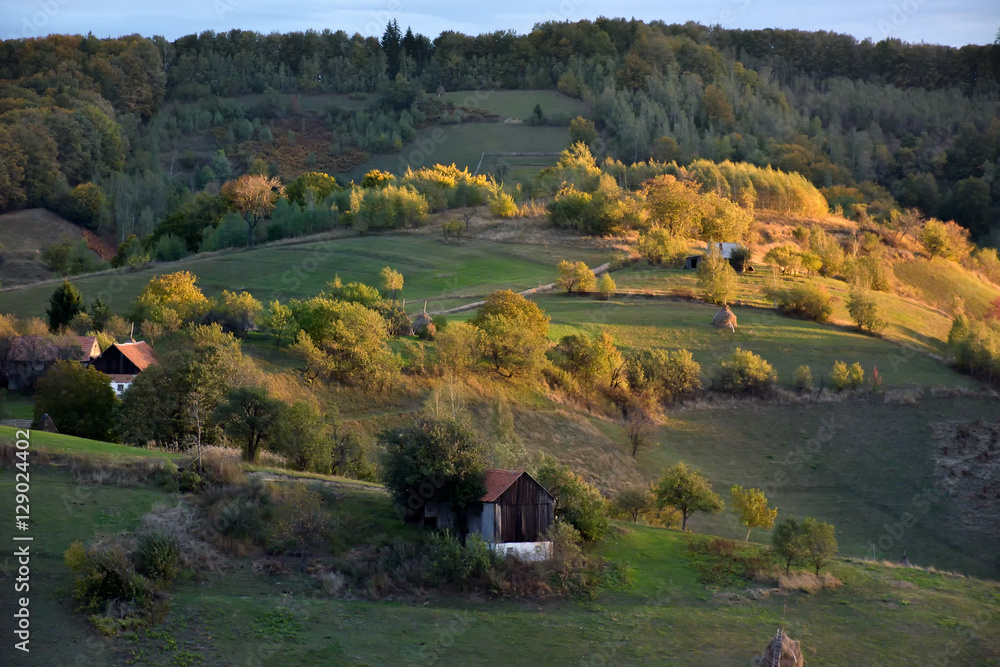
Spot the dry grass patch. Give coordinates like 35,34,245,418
777,571,843,592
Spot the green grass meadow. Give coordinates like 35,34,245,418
0,235,610,319
339,123,571,181
3,467,997,666
440,89,588,119
612,264,961,355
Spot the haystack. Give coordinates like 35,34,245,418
412,302,436,339
38,413,58,433
712,306,737,330
757,632,804,667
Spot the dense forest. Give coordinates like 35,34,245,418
1,19,999,246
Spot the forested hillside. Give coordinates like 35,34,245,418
1,19,1000,247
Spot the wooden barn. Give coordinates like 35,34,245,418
3,335,101,390
90,341,157,395
424,469,556,560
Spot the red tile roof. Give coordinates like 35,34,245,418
481,469,528,502
114,341,157,371
78,336,100,361
9,335,95,363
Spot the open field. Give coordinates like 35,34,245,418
0,426,185,460
894,257,1000,316
4,466,997,666
0,233,611,319
612,264,961,355
338,123,570,181
440,89,588,120
0,209,104,287
489,293,976,389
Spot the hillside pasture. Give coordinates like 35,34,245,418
439,89,588,120
612,264,958,355
0,209,103,287
894,257,1000,316
520,294,973,389
5,465,998,666
0,234,610,318
338,123,570,181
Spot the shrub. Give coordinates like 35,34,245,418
625,348,702,403
830,361,864,390
536,456,609,542
597,273,616,300
153,234,189,262
135,532,181,584
713,348,777,394
793,365,813,392
489,190,518,218
847,283,887,333
64,536,155,615
697,249,738,305
426,532,499,588
776,284,832,322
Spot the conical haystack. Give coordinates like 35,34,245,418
712,306,737,330
412,301,436,339
757,633,804,667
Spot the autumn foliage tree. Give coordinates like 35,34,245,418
471,290,551,376
221,174,285,247
653,462,725,531
730,485,778,541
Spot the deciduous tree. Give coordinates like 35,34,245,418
212,386,283,462
653,462,725,531
221,174,285,247
35,361,116,441
471,290,550,376
730,485,777,541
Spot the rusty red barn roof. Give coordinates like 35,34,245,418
114,341,157,370
480,469,553,503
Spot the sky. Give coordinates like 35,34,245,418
1,0,998,47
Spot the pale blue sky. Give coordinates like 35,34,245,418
1,0,997,47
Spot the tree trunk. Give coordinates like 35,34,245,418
746,527,751,541
682,511,688,531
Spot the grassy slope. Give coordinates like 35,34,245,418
440,89,588,119
0,426,184,460
5,467,997,666
613,265,957,355
338,123,571,182
895,258,1000,316
0,234,610,319
460,292,973,389
0,209,102,288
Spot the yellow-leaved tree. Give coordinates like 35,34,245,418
221,174,285,247
730,485,778,541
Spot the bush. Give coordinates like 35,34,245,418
776,283,832,322
64,536,155,616
489,190,518,218
426,532,499,588
793,365,813,392
830,361,865,390
535,456,609,542
697,250,738,305
713,348,777,394
597,273,616,300
135,532,181,584
153,234,189,262
847,283,887,333
625,348,702,403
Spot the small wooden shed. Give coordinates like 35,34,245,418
424,469,556,560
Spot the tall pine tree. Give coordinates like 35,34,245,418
47,279,84,332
